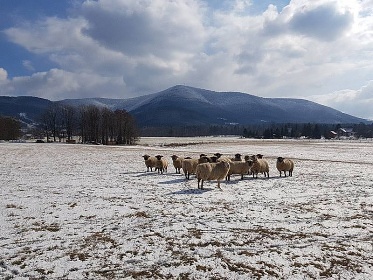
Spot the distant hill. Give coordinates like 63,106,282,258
0,85,369,128
58,85,370,125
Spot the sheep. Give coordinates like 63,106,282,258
171,155,183,174
154,155,168,174
226,160,252,181
250,154,269,178
181,157,199,179
276,157,294,177
196,161,231,189
142,154,157,172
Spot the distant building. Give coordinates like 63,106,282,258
338,128,355,138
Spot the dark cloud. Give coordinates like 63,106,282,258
80,1,205,59
81,6,154,55
289,3,354,41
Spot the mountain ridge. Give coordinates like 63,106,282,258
0,85,370,127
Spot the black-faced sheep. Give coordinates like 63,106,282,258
250,154,269,178
231,153,243,161
276,157,294,177
142,154,157,172
181,157,199,179
196,161,230,189
171,155,183,174
213,153,232,163
155,155,168,174
226,160,252,181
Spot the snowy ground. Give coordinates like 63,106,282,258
1,137,372,279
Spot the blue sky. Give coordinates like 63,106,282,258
1,0,373,119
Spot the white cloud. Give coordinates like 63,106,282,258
1,0,373,119
22,60,35,71
4,69,127,100
0,68,8,81
309,80,373,120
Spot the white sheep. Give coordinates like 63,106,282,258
142,154,157,172
250,154,269,178
226,160,252,181
171,155,183,174
196,161,231,189
181,157,199,179
155,155,168,174
276,157,294,177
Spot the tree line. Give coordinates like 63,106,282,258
140,122,373,139
38,104,139,144
2,108,373,141
243,123,373,139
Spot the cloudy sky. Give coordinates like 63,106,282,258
1,0,373,119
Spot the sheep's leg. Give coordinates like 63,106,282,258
198,179,203,189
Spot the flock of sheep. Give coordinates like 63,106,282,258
142,153,294,189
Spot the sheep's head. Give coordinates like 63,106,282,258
246,159,253,167
171,155,178,160
214,153,222,158
277,157,284,162
256,154,263,159
234,153,242,159
143,155,150,160
244,155,251,161
210,156,218,162
199,153,207,158
184,156,192,159
155,155,163,160
199,156,211,163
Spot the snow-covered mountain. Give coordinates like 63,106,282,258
0,85,369,127
60,85,368,126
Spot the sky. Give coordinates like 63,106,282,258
0,0,373,120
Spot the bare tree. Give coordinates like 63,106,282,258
40,104,60,142
61,105,76,141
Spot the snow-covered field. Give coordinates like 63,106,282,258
1,137,372,279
